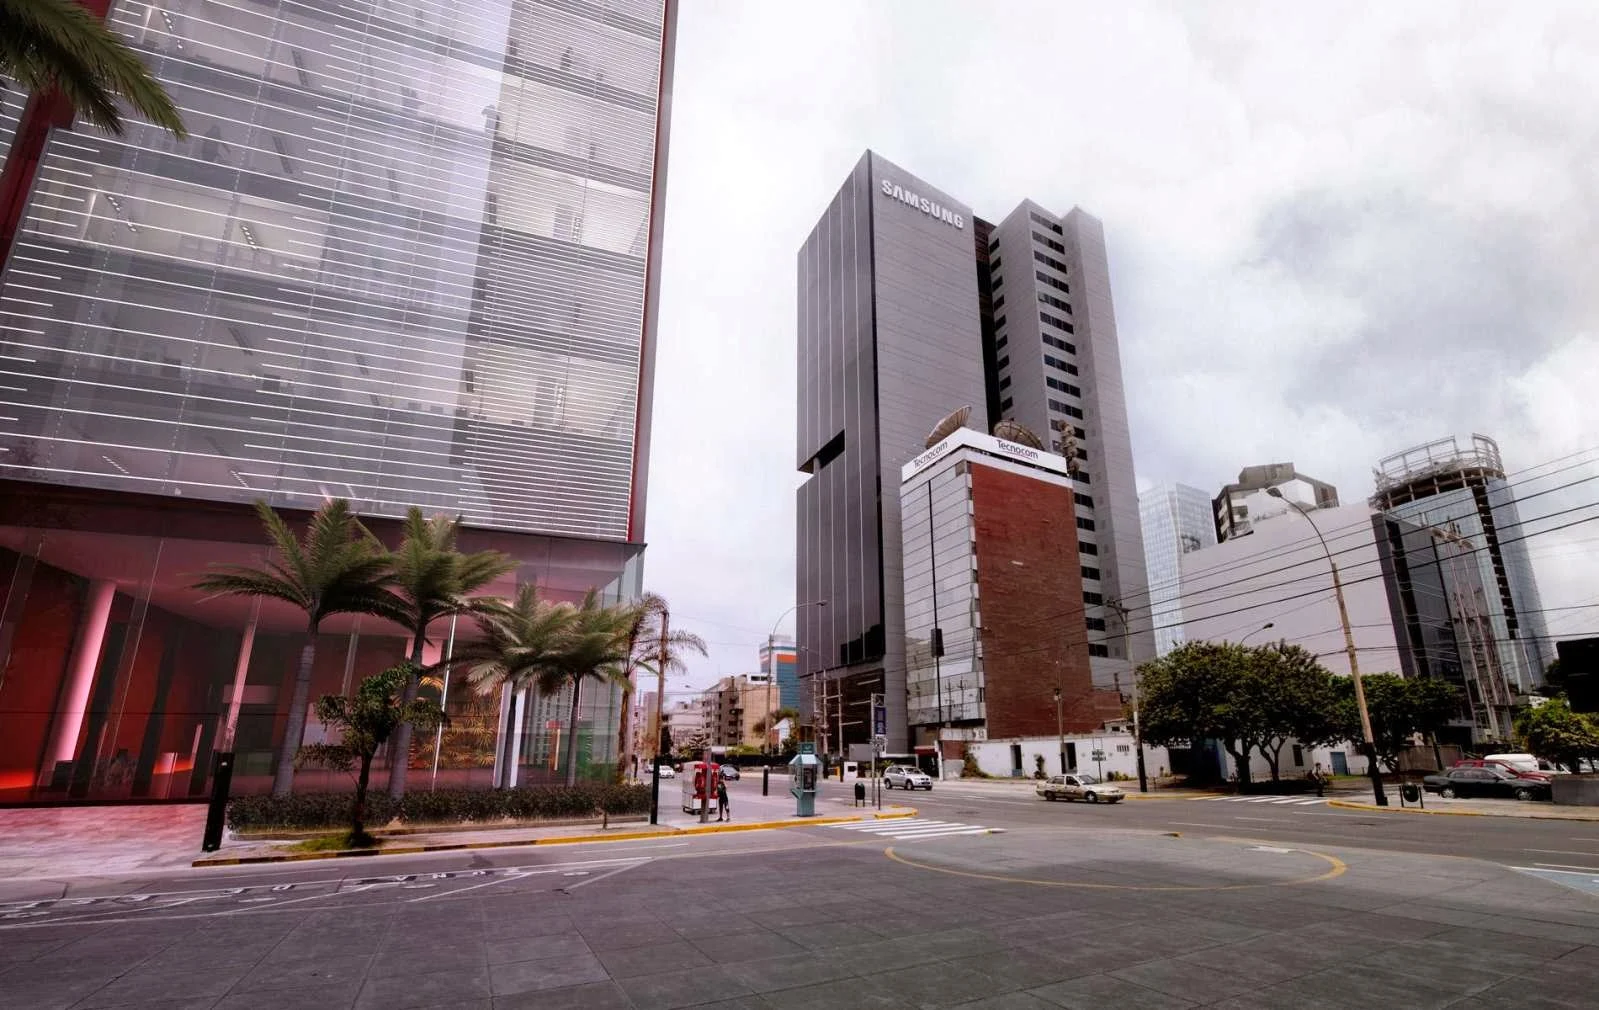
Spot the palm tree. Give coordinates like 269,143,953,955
384,508,514,799
2,0,187,137
193,499,402,797
545,591,636,786
615,593,706,779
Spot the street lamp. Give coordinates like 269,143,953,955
1240,622,1276,645
1053,686,1065,774
767,601,827,756
1267,488,1388,806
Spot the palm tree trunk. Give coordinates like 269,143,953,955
387,631,427,799
273,633,319,797
353,751,373,841
564,676,583,787
616,673,634,783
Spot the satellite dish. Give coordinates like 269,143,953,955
992,419,1043,449
924,405,973,448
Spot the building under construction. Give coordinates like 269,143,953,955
1371,435,1552,719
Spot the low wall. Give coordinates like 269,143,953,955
1551,775,1599,806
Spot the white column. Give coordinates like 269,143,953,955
218,597,260,752
41,580,117,780
506,689,527,788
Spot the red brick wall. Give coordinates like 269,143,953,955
970,463,1098,736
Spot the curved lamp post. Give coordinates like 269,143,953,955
1240,622,1276,645
1267,488,1387,806
767,600,827,755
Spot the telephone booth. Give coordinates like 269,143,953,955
681,761,721,814
789,749,820,817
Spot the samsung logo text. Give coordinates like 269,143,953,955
880,179,964,229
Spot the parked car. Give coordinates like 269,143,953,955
1036,773,1124,804
883,764,933,790
653,765,676,779
1423,766,1551,801
720,765,741,781
1452,755,1551,781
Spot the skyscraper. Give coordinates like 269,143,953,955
796,151,1150,753
1371,434,1552,694
981,202,1154,690
0,0,677,801
1139,484,1216,656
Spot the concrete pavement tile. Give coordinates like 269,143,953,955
484,932,592,964
0,976,112,1010
1109,959,1257,1003
477,910,577,938
1170,943,1316,984
897,927,1010,961
758,977,916,1010
615,965,757,1010
578,920,683,951
489,953,610,997
857,962,1002,1007
371,942,486,974
1428,926,1583,961
945,948,1093,992
213,981,363,1010
490,981,633,1010
353,966,493,1010
73,966,244,1007
1248,964,1467,1010
691,930,806,964
827,936,946,975
949,995,1059,1010
723,951,860,994
595,939,713,979
773,921,884,951
231,953,374,992
1027,973,1198,1009
1455,976,1596,1009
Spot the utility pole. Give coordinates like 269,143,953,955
1268,488,1387,806
1053,686,1065,774
1107,597,1148,793
649,607,669,826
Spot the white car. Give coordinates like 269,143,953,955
1036,773,1123,804
651,764,676,779
884,765,933,790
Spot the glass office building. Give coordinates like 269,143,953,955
1138,484,1216,656
0,0,676,801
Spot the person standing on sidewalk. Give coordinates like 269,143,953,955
717,774,731,822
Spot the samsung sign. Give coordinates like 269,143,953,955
880,179,964,230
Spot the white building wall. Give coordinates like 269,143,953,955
963,732,1170,782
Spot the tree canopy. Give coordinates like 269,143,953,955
1515,697,1599,773
1337,673,1460,771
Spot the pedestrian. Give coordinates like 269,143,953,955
717,774,730,822
1310,763,1326,797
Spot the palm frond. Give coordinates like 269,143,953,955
0,0,186,137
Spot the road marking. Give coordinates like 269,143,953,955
1523,849,1599,857
1169,822,1236,829
1233,817,1281,822
1199,796,1328,806
560,860,649,893
882,844,1346,891
826,818,993,840
1533,862,1599,872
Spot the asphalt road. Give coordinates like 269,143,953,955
902,780,1599,872
1,782,1595,1009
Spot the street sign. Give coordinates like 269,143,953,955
1091,750,1106,761
872,701,887,738
798,742,815,755
872,734,887,754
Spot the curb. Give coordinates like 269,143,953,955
1327,798,1599,822
192,810,917,867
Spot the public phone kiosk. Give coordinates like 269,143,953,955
789,746,820,817
681,760,721,815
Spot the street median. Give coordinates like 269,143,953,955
1328,798,1599,821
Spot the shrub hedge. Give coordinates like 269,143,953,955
226,784,651,832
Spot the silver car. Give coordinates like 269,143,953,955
1036,773,1123,804
884,765,933,790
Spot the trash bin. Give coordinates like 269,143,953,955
1401,783,1420,804
854,781,866,806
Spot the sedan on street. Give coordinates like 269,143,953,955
720,765,741,781
1422,766,1550,801
1036,773,1124,804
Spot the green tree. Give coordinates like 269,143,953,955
298,662,443,844
1337,674,1460,772
1137,641,1262,786
193,500,402,797
1515,697,1599,773
384,508,514,799
1250,644,1342,780
1,0,186,136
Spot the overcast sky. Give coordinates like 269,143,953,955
641,0,1599,695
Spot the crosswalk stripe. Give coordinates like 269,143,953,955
884,827,992,839
827,818,989,838
833,819,949,831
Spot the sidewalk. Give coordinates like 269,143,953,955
0,804,209,884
